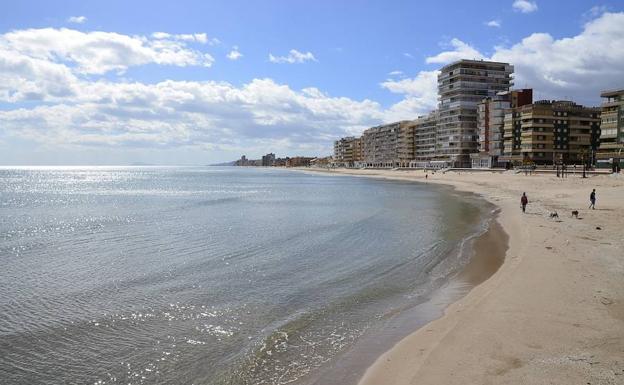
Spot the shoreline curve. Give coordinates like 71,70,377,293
296,167,624,385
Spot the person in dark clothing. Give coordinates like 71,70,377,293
521,192,528,213
589,189,596,209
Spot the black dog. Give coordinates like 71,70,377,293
549,211,559,219
571,210,579,218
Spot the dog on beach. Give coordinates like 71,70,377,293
571,210,579,218
549,211,559,219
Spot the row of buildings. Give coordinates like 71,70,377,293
334,59,624,170
235,154,326,167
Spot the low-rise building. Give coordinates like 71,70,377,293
596,89,624,171
286,157,314,167
501,100,601,166
310,156,332,167
333,136,362,167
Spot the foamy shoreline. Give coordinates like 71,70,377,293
297,167,624,384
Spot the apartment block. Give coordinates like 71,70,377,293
286,157,314,167
396,121,417,167
362,121,415,167
596,89,624,170
501,100,601,165
235,155,249,166
333,136,362,167
261,153,276,167
472,89,533,168
411,112,438,167
436,60,514,167
310,156,332,167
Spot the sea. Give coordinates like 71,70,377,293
0,166,493,385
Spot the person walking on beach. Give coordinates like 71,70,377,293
521,192,528,213
589,189,596,210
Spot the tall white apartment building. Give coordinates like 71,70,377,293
436,60,514,167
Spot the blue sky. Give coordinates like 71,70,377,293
1,0,623,165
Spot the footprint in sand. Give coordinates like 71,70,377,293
600,297,614,306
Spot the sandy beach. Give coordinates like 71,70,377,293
301,168,624,384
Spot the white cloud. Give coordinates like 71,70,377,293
491,11,624,103
227,46,243,60
151,32,171,39
151,32,219,45
485,20,501,27
403,52,414,59
0,47,79,102
1,28,214,75
0,78,383,151
0,28,375,157
513,0,538,13
269,49,317,64
425,38,483,64
583,5,608,21
388,70,403,76
67,16,87,24
380,70,439,119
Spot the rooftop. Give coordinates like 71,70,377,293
600,89,624,98
439,59,512,72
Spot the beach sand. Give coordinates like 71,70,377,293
302,168,624,384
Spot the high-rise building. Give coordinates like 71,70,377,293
501,100,601,166
235,155,249,166
333,137,349,164
396,121,417,167
352,137,363,164
472,89,533,168
436,60,514,167
412,112,438,167
596,89,624,171
362,121,415,167
261,153,276,166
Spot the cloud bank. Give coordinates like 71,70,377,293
1,11,623,160
1,28,214,76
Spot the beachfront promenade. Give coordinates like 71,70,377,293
302,168,624,385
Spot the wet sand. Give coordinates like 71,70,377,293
309,197,508,385
455,219,507,288
299,168,624,385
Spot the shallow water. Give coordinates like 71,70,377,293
0,166,488,385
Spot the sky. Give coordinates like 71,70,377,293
1,0,624,165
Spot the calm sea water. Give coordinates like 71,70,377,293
0,166,488,385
